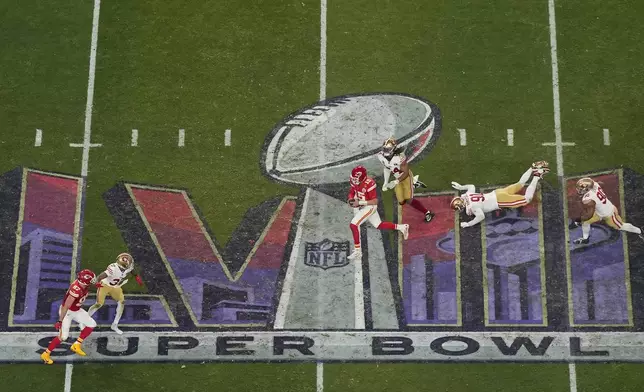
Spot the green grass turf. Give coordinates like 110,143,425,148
0,0,92,175
576,363,644,392
556,0,644,174
327,0,557,221
80,0,321,275
0,365,65,392
1,0,644,390
70,363,316,392
324,363,571,392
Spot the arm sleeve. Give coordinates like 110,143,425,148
464,184,476,194
467,208,486,226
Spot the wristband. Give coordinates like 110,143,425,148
358,200,367,206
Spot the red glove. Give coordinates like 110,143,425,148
135,275,143,286
95,282,103,288
54,321,62,330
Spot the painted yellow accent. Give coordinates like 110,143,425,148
8,168,29,327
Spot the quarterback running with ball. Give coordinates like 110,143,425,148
347,165,409,260
450,161,549,228
81,253,143,334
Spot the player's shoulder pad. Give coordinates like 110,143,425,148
365,177,376,186
69,284,82,296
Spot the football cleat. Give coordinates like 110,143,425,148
381,137,398,159
573,238,589,245
413,175,427,189
450,197,466,212
576,177,594,195
41,351,53,365
568,219,582,230
400,224,410,240
347,248,362,261
424,211,435,223
111,324,123,335
350,166,367,186
70,342,86,356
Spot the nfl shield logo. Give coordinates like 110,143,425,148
304,239,350,270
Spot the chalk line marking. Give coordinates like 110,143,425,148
507,129,514,146
131,129,138,147
319,0,327,100
458,128,467,146
542,142,575,147
35,129,43,147
224,129,231,146
70,143,102,148
568,363,577,392
603,128,610,146
316,361,324,392
178,129,185,147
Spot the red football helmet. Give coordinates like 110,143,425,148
350,166,367,186
77,269,96,286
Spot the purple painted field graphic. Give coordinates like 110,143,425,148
128,185,295,327
11,170,80,325
566,172,632,326
399,194,461,326
482,201,546,326
8,170,176,326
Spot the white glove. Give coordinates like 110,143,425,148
382,184,389,192
451,181,465,190
460,222,469,228
384,180,398,190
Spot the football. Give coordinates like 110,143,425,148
261,93,441,187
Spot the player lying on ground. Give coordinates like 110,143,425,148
80,252,143,335
569,177,644,244
41,269,97,365
449,161,549,228
378,137,434,223
347,165,409,260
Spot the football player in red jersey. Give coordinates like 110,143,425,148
40,269,98,365
347,165,409,260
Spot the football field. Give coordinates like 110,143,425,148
1,0,644,391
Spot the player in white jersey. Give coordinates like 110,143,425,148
449,161,549,228
570,177,643,244
377,137,434,222
80,253,143,334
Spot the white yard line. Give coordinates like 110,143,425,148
64,363,74,392
548,1,576,391
542,142,575,147
35,129,42,147
548,0,564,178
568,363,578,392
224,129,231,146
273,189,312,329
178,129,185,147
354,255,366,329
319,0,327,101
603,128,610,146
131,129,139,147
80,0,102,177
316,361,324,392
507,129,514,146
458,128,467,146
65,0,102,389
